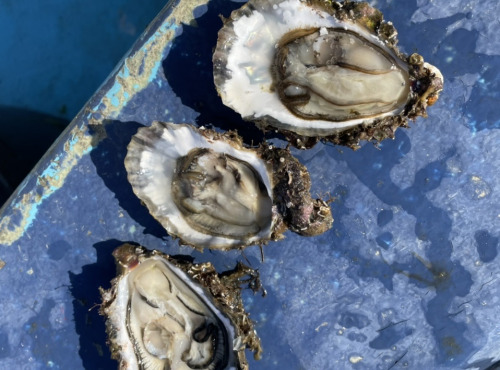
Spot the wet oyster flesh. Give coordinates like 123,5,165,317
275,28,410,122
124,121,332,250
100,243,263,370
172,148,272,240
213,0,444,149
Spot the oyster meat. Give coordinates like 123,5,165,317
213,0,444,149
125,121,332,250
100,243,263,370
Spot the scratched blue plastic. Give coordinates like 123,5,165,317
1,0,500,369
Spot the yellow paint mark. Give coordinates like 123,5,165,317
1,0,209,246
349,355,363,364
470,175,490,199
442,336,462,357
0,125,92,246
315,322,329,332
477,191,487,199
92,0,209,125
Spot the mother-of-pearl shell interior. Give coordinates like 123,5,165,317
123,257,236,369
124,121,274,249
215,0,410,136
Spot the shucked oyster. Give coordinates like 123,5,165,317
100,243,263,370
125,121,332,250
213,0,444,149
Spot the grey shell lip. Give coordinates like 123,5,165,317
213,0,444,150
99,243,264,370
124,121,333,251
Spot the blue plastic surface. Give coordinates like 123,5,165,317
1,0,500,369
0,0,166,120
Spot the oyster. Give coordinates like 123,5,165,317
213,0,444,149
125,121,332,250
100,243,263,370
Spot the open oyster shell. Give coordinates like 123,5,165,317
213,0,444,149
124,121,332,250
100,243,263,370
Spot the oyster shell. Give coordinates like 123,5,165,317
213,0,444,149
100,243,263,370
124,121,332,250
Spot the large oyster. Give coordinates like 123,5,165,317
100,243,263,370
213,0,444,149
125,121,332,250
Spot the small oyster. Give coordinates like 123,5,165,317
100,243,263,370
213,0,444,149
125,121,332,250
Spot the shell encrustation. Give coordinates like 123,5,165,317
100,243,263,370
213,0,444,149
124,121,332,250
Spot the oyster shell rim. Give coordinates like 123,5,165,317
124,121,277,250
213,0,444,149
124,121,334,250
99,243,263,370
